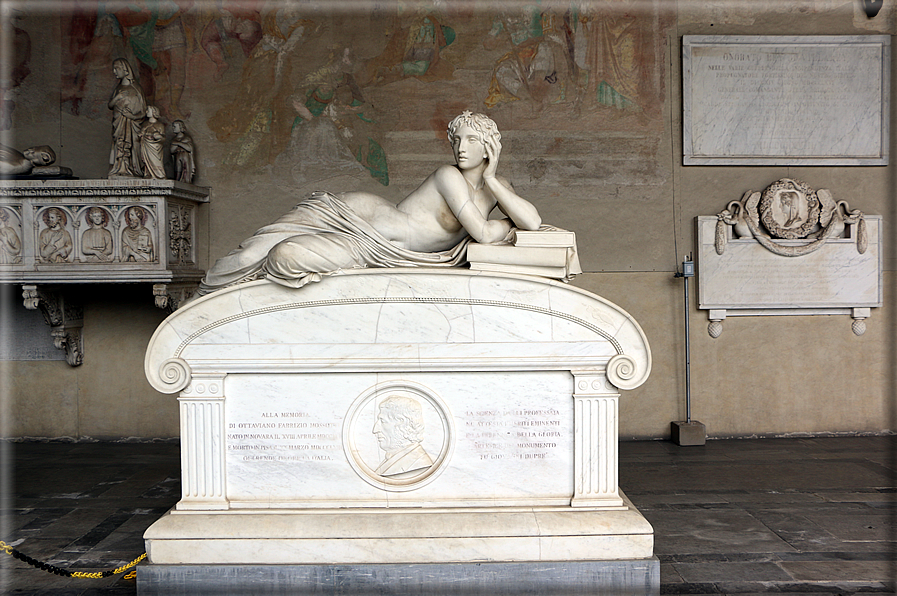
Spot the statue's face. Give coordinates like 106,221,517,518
128,209,141,228
451,124,487,170
25,146,54,166
47,210,60,227
373,409,401,452
90,209,104,225
113,61,126,78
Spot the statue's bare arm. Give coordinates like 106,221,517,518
482,136,541,231
433,166,511,244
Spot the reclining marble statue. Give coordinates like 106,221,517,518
197,111,543,295
143,112,656,594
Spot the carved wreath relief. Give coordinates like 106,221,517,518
715,178,867,258
343,381,453,491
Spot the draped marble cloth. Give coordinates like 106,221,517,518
198,191,471,295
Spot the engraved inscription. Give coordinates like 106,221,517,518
685,37,889,162
227,410,341,463
462,408,564,462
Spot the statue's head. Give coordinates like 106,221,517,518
112,58,135,81
126,206,145,228
372,395,425,452
447,111,501,146
23,145,55,167
88,207,107,227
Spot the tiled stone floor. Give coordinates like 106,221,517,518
0,436,893,595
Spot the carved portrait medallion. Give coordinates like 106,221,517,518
758,178,819,239
342,380,453,491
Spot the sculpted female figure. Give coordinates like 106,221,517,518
198,111,541,294
108,58,147,178
140,106,166,179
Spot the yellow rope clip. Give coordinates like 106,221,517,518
70,553,146,578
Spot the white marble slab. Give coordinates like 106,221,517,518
697,216,882,309
683,36,890,165
144,270,652,510
143,269,655,568
144,491,654,564
223,371,575,507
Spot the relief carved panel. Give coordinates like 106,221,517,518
343,380,453,492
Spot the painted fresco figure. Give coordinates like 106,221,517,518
81,206,113,262
372,396,434,479
140,105,167,179
197,111,541,295
121,206,154,262
39,208,73,263
108,58,147,178
0,208,22,263
170,119,195,183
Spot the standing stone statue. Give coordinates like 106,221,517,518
140,106,166,179
170,120,195,183
108,58,147,178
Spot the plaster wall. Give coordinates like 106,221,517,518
1,1,893,439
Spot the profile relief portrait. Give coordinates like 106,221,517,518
372,395,434,479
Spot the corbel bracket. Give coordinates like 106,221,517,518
21,284,83,366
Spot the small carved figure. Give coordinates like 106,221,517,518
0,207,22,263
39,207,73,263
140,106,166,179
779,191,801,228
372,395,434,479
81,206,113,262
0,144,55,176
108,58,147,178
121,205,154,262
170,120,195,183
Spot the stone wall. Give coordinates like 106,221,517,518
2,1,893,439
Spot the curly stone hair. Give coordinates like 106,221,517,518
447,111,501,146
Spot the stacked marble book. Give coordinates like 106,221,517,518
467,226,581,280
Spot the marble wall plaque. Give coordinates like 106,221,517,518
697,215,882,309
683,36,890,165
224,371,574,507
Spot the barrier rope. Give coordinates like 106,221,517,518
0,540,145,579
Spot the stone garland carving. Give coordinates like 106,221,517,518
168,204,193,265
715,178,867,257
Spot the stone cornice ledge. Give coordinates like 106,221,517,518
146,270,652,394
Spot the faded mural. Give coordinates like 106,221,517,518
44,1,671,192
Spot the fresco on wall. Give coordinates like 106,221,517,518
55,1,671,189
1,11,32,131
